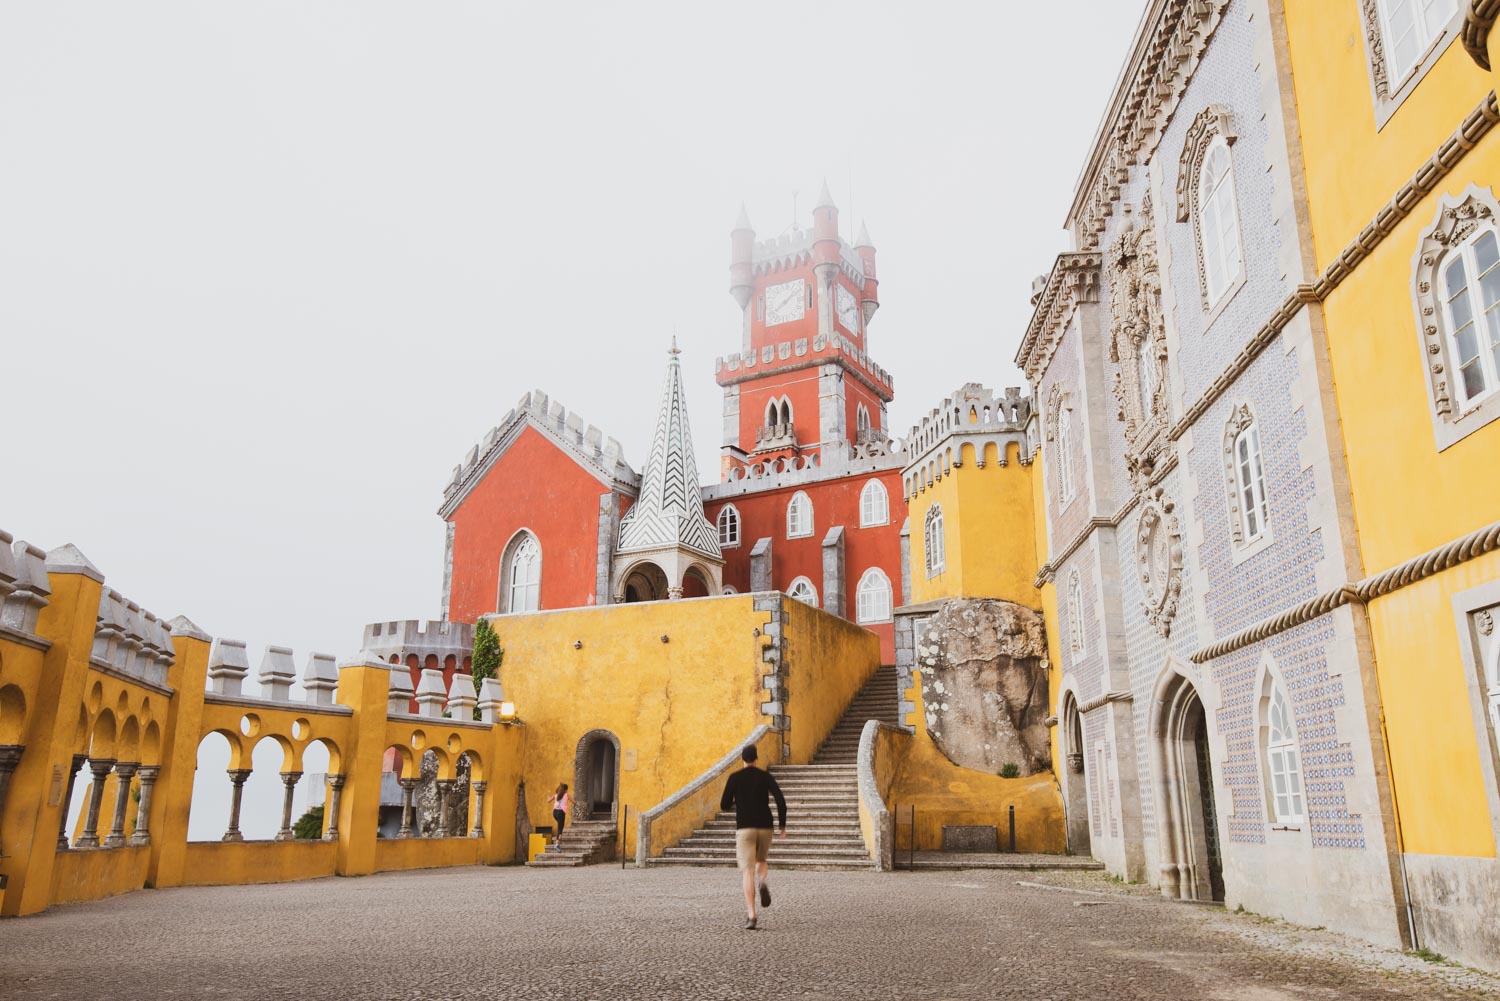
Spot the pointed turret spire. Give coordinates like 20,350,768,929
615,343,721,562
856,221,873,247
734,202,753,232
816,178,836,209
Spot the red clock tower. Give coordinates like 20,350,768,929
718,182,893,474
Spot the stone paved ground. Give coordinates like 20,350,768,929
2,866,1497,1000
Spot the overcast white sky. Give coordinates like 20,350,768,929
4,2,1146,835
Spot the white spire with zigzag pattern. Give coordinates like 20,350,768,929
616,339,721,560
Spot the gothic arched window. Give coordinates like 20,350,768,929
786,491,813,539
859,479,889,527
855,568,892,624
1056,404,1077,505
787,576,818,608
501,532,541,613
924,505,945,578
1197,137,1243,309
717,505,740,548
1260,673,1305,826
1224,404,1270,547
1067,572,1085,654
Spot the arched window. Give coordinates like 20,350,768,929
1198,137,1243,308
780,399,792,427
717,505,741,548
924,505,945,578
1056,405,1076,505
721,585,738,596
765,400,778,426
859,479,889,527
787,576,818,608
501,533,541,613
1067,572,1084,654
1261,676,1305,825
1225,406,1270,546
1374,0,1458,82
1438,224,1500,408
856,404,872,440
855,568,892,624
786,491,813,539
1136,339,1157,418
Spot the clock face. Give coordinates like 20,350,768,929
836,284,859,332
764,278,806,326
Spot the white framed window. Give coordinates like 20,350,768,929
502,532,541,613
1198,137,1243,309
786,491,813,539
923,505,945,578
1067,572,1084,654
1261,676,1305,826
859,479,889,527
1056,405,1076,505
855,568,892,624
765,396,792,428
787,576,818,608
717,505,741,548
1439,226,1500,409
1232,420,1269,544
721,585,738,596
1136,339,1157,417
1376,0,1458,83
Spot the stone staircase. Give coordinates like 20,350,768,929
655,665,901,869
527,817,618,867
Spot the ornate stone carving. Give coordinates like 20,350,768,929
1136,487,1183,638
1363,0,1390,100
1176,104,1236,223
1476,607,1494,637
1222,403,1257,547
1107,200,1170,485
1412,186,1500,421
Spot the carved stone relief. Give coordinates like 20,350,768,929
1107,199,1170,485
1136,487,1184,638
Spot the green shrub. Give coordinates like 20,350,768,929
470,620,504,720
292,804,324,840
999,762,1021,779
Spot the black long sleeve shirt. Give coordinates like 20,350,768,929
719,766,787,831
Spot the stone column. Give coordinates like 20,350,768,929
222,768,252,842
0,745,21,853
102,762,139,848
434,780,454,838
75,758,116,848
397,778,418,838
470,781,487,838
322,774,344,842
127,766,160,846
56,753,86,850
275,771,302,841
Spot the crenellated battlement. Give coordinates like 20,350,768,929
362,619,474,661
439,389,640,518
91,585,176,690
900,385,1035,501
713,332,894,399
701,438,906,501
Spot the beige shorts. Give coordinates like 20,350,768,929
735,827,773,869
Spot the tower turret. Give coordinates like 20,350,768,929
729,203,755,310
855,221,879,327
812,180,840,339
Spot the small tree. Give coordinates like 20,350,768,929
470,619,504,721
292,804,324,840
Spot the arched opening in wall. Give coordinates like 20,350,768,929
187,730,236,842
1151,667,1225,903
574,729,620,821
423,654,440,674
298,737,337,838
60,706,95,847
237,735,289,841
1061,692,1091,857
622,562,669,603
0,682,26,745
681,565,713,599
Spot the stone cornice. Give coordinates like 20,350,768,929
1016,253,1102,380
1463,0,1500,70
1191,519,1500,663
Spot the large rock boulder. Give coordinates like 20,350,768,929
915,599,1051,776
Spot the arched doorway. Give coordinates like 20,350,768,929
1061,692,1091,857
681,565,714,599
574,729,620,821
1151,665,1224,902
621,563,668,603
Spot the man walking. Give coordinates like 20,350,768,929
719,744,787,930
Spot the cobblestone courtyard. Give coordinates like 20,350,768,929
2,866,1497,1000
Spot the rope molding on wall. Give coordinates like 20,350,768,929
1190,519,1500,663
1462,0,1500,71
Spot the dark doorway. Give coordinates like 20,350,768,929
1193,712,1225,902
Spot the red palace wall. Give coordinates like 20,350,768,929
446,426,614,624
705,467,907,663
738,375,823,453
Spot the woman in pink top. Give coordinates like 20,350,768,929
549,783,571,843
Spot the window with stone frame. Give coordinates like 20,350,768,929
1259,672,1306,826
1067,572,1085,654
501,532,541,613
859,479,889,527
855,568,893,624
1223,404,1270,548
1412,186,1500,449
717,504,740,548
1176,105,1243,313
786,491,813,539
1362,0,1462,127
787,576,818,608
1056,401,1077,506
924,505,946,578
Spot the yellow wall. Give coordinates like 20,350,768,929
642,728,782,860
781,597,880,762
1281,0,1500,863
889,669,1065,854
181,840,337,886
908,440,1041,608
493,594,880,859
